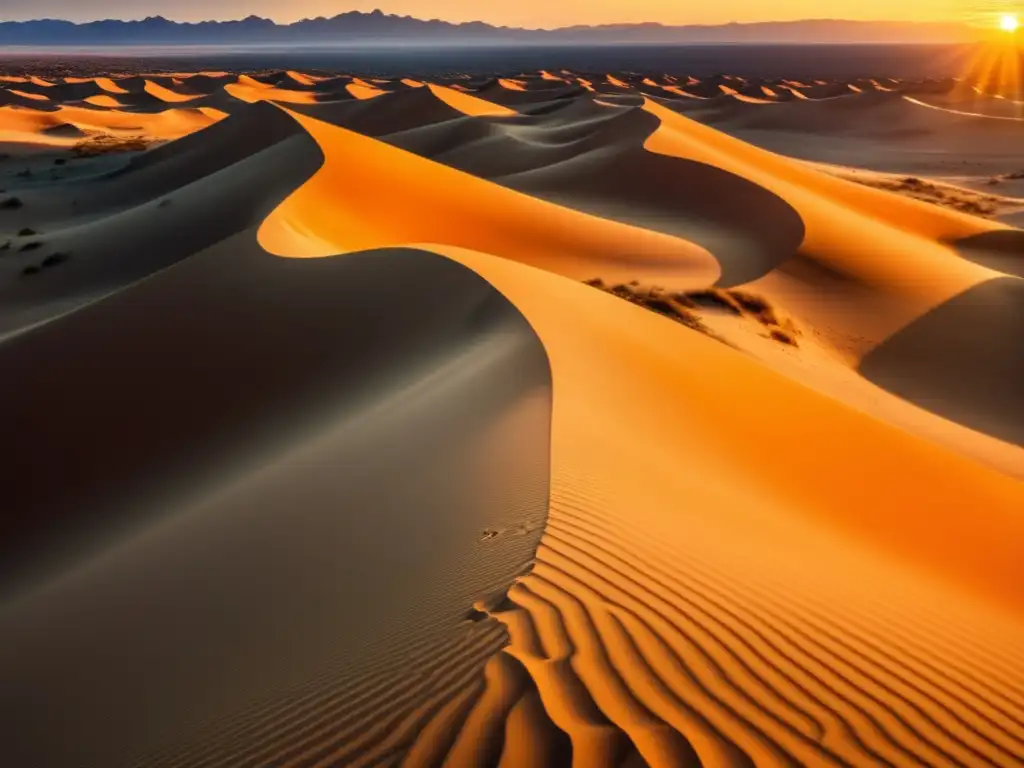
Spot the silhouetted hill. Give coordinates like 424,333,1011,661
0,12,982,46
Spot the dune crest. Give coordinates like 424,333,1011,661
427,83,518,117
258,108,719,286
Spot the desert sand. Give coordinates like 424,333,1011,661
0,69,1021,767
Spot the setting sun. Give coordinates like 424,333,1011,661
1000,13,1020,32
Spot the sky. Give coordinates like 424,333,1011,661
0,1,1019,29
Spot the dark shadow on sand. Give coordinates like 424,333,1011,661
859,277,1024,446
0,236,553,768
952,229,1024,279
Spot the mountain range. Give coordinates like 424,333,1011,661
0,12,983,46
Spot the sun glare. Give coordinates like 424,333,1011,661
1000,14,1020,33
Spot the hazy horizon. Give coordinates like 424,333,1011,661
0,1,1012,30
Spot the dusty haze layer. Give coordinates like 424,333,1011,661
0,67,1021,767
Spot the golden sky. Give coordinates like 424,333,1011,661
6,0,1021,28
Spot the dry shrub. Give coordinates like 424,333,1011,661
727,289,780,326
584,279,718,338
584,279,801,348
683,289,743,315
770,329,799,346
847,174,1002,218
72,134,154,157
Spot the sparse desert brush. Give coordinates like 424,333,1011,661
584,278,716,336
727,289,780,326
0,196,23,209
682,289,743,315
770,329,799,346
72,134,154,157
583,279,799,348
842,173,1003,218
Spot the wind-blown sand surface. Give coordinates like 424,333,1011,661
0,70,1022,768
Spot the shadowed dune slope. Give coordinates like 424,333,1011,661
860,276,1024,446
953,229,1024,278
658,88,1024,175
288,83,469,136
0,104,323,337
0,239,552,768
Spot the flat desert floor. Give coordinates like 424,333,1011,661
0,68,1022,768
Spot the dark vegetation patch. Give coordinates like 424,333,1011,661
585,278,720,339
17,227,36,236
843,173,1004,218
0,196,23,209
729,290,780,325
72,133,155,157
584,278,800,347
41,252,69,268
19,241,42,252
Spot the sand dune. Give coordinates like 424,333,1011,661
0,236,551,768
1,68,1022,767
259,108,719,288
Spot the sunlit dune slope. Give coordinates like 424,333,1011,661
273,84,1022,459
638,99,1024,449
0,102,223,144
259,108,719,287
641,97,1001,341
143,78,202,103
388,243,1024,766
427,83,517,117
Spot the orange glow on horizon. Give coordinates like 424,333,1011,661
7,1,1021,31
962,13,1024,106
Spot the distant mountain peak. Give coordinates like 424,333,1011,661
0,13,981,46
